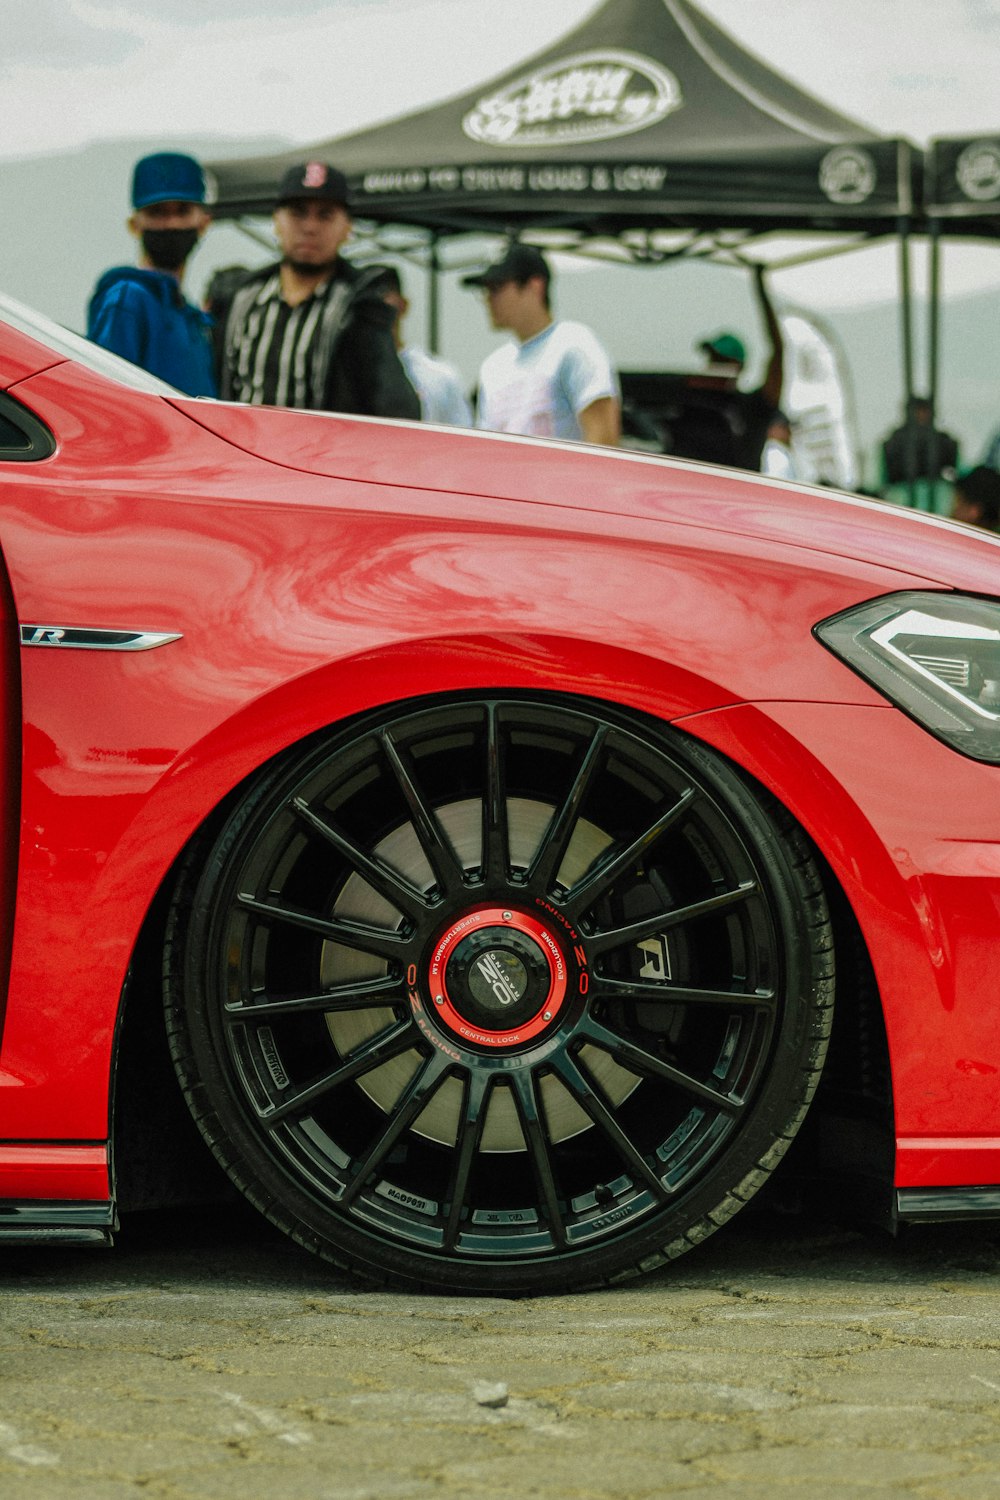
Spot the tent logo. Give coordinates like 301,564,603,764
462,50,682,148
956,140,1000,202
818,147,877,206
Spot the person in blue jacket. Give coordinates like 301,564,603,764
87,152,216,396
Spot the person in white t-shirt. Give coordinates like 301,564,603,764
463,244,620,446
761,410,798,481
372,265,473,427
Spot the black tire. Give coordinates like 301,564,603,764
163,695,834,1294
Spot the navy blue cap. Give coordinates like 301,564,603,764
131,152,207,209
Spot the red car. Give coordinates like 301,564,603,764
2,292,999,1295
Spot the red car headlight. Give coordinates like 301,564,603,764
816,591,1000,763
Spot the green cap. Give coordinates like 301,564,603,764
699,332,746,365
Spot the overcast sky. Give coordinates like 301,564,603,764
3,0,1000,314
4,0,1000,162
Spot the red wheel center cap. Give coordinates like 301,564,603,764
427,907,568,1049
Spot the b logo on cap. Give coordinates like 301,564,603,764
303,162,328,188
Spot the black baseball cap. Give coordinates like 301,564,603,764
276,161,350,208
462,244,550,289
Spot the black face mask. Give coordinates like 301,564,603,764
141,227,200,272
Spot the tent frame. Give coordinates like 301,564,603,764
228,210,920,484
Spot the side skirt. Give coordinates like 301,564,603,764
896,1186,1000,1225
0,1200,117,1245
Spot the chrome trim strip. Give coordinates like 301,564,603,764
20,625,182,651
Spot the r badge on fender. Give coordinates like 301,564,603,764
20,626,182,651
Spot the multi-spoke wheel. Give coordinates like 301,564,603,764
164,695,834,1293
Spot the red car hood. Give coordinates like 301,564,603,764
178,398,1000,597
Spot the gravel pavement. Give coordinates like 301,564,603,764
3,1202,1000,1498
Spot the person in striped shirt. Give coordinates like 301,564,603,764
217,162,419,420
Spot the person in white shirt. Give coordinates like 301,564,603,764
373,265,472,427
761,410,798,481
463,244,620,446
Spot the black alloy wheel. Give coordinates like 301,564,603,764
164,695,834,1294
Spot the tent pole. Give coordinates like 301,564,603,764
927,219,943,511
898,221,917,507
428,233,441,356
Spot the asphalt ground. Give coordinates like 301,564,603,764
3,1201,1000,1500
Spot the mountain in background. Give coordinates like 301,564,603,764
2,137,996,480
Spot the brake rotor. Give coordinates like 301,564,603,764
322,797,641,1150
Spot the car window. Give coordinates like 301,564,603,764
0,392,55,462
0,292,179,397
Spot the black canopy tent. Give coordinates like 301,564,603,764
209,0,918,236
924,135,1000,479
207,0,924,434
925,134,1000,236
